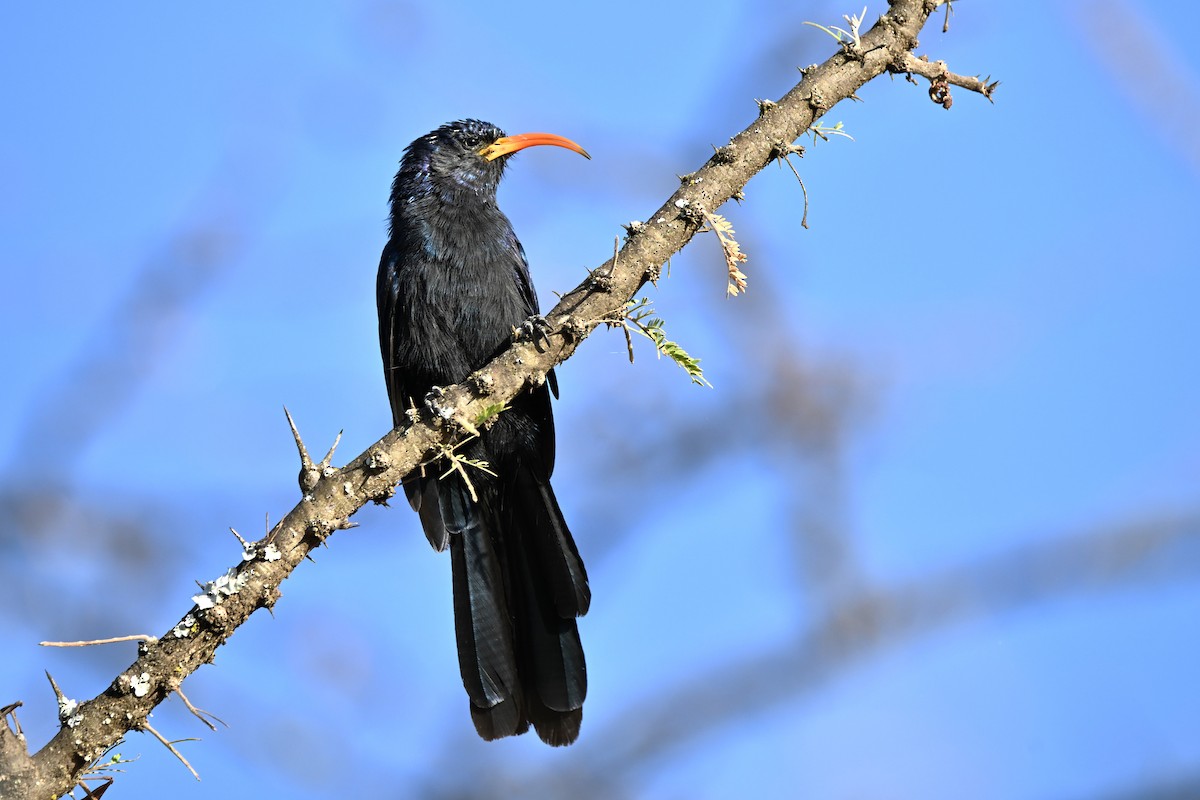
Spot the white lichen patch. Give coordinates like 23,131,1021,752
130,672,152,698
172,613,197,638
57,696,82,728
193,568,250,609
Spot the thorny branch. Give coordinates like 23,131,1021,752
893,51,1000,108
0,2,995,797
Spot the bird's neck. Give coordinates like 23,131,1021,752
389,156,501,229
392,182,513,259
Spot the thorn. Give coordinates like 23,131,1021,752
45,671,66,705
285,407,322,494
228,527,249,548
46,672,80,728
318,430,343,475
770,140,805,161
710,144,736,165
643,261,663,285
283,406,313,472
621,220,645,239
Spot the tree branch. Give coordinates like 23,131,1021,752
894,51,1000,108
0,2,995,796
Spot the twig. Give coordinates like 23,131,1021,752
2,702,23,738
173,686,226,733
894,52,999,105
139,723,200,781
77,776,114,800
40,635,156,648
778,154,811,229
439,441,496,504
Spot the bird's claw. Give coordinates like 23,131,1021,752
424,386,454,419
516,315,554,352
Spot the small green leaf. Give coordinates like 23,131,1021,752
474,402,507,427
623,300,713,388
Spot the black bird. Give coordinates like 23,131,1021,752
377,119,592,745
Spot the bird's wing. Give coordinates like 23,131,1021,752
377,237,409,426
378,237,452,550
509,235,540,317
507,231,560,400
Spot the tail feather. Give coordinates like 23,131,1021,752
507,466,588,745
512,526,587,745
444,480,523,739
512,469,591,617
527,702,583,747
405,475,449,551
469,698,529,741
438,461,589,745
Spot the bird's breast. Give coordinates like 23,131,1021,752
403,216,528,374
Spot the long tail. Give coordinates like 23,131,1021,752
503,466,589,745
421,467,589,745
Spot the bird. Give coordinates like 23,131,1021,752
376,119,592,745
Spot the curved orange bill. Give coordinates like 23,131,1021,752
478,132,591,162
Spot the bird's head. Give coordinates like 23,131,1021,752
394,119,590,203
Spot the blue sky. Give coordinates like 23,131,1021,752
2,2,1198,798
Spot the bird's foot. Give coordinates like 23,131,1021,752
515,314,554,352
424,386,454,420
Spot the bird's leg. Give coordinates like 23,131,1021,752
515,314,554,352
